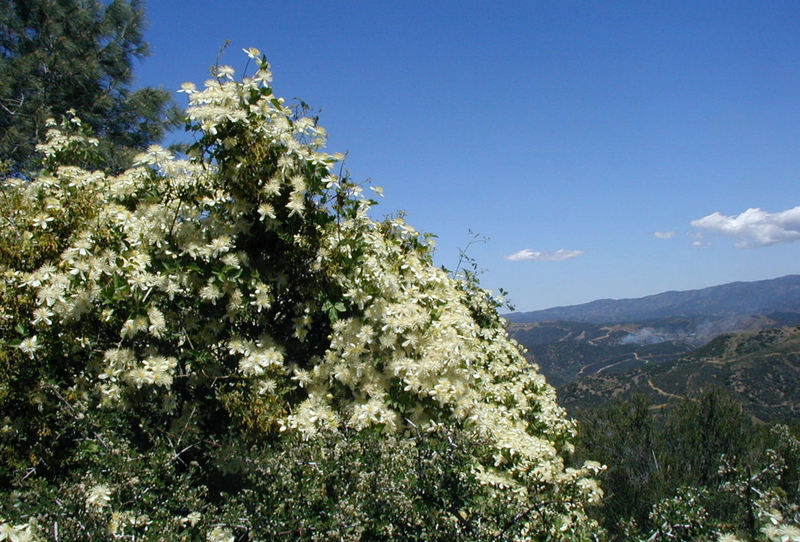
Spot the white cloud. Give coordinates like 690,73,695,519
505,248,585,262
654,231,676,239
690,205,800,248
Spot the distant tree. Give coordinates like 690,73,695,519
0,0,177,174
661,388,761,489
574,396,662,536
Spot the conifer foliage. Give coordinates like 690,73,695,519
0,0,176,175
0,50,602,539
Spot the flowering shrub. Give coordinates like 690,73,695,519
0,49,602,539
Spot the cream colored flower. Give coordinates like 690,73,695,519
206,526,234,542
86,483,112,510
18,336,39,358
243,47,261,60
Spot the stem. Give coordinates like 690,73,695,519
41,383,110,451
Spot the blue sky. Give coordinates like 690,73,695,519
134,1,800,312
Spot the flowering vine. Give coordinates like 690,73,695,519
0,48,602,539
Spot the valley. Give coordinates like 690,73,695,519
504,275,800,422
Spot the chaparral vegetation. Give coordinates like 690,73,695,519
0,47,604,540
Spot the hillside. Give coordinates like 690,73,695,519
506,313,800,387
560,326,800,423
506,275,800,324
508,319,693,387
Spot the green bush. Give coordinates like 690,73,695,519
574,391,800,540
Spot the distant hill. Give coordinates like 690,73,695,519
560,326,800,423
507,319,694,388
507,313,800,388
506,275,800,324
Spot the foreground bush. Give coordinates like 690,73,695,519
0,49,602,540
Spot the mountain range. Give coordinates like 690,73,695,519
506,274,800,324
